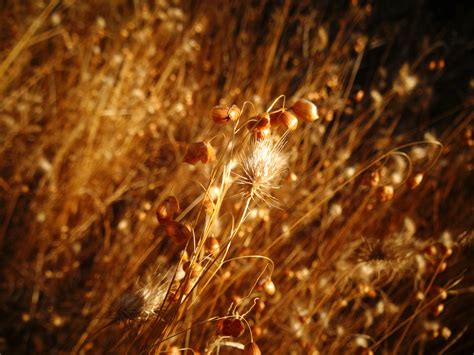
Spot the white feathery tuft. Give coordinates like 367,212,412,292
235,136,288,206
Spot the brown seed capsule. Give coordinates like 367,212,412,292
255,299,265,313
228,104,241,121
433,303,444,316
376,185,394,202
366,287,377,299
247,113,270,131
424,245,438,257
431,286,448,300
262,279,276,296
407,173,424,189
183,141,214,165
244,342,262,355
253,325,263,337
156,196,180,224
216,318,244,337
270,110,298,131
165,221,192,244
183,261,203,278
441,327,451,339
211,105,241,124
354,90,365,103
211,105,229,123
291,99,319,123
248,113,271,140
438,261,447,272
369,170,380,187
415,291,425,301
254,126,271,140
438,243,453,258
205,236,220,256
166,346,181,355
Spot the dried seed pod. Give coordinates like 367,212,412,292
254,126,271,140
376,185,394,202
247,113,270,131
270,110,298,131
228,104,241,121
438,261,447,272
216,318,244,337
433,303,445,316
441,327,451,339
415,291,425,301
167,346,181,355
212,105,229,123
354,90,365,103
437,243,453,257
248,113,271,140
407,172,424,189
291,99,319,123
255,299,265,313
211,105,241,124
262,279,276,296
211,105,229,124
165,221,192,244
369,170,380,187
183,261,203,278
424,245,438,257
205,236,220,256
244,342,262,355
431,286,448,300
183,141,214,165
156,196,180,224
253,325,263,337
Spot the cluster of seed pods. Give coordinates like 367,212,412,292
212,98,320,140
182,98,319,166
156,196,191,244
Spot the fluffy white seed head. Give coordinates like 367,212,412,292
236,136,288,206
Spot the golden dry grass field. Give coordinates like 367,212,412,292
0,1,473,354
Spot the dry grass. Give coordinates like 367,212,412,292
0,1,473,354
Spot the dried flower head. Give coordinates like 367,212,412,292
110,271,171,322
354,235,417,282
236,136,288,206
111,291,145,322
